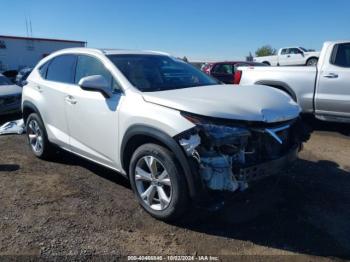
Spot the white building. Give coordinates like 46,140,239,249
0,35,86,71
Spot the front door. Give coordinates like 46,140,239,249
287,48,305,65
281,48,304,66
65,54,123,168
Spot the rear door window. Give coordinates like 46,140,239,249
331,43,350,68
46,55,77,84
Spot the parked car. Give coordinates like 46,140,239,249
22,48,308,221
207,61,267,84
254,47,320,66
0,74,22,115
238,41,350,123
16,68,33,87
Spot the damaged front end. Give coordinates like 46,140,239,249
177,112,310,196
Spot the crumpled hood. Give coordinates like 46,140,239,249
142,85,301,123
0,85,22,97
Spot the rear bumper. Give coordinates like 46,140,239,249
238,145,299,182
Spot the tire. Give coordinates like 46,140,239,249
306,58,318,66
26,113,54,159
129,143,189,221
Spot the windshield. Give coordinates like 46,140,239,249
107,54,220,92
0,75,12,85
299,47,308,52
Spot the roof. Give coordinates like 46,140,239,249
0,35,86,44
51,47,170,56
100,49,170,56
324,40,350,45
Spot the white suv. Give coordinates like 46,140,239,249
22,48,306,221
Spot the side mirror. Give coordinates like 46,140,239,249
78,75,113,98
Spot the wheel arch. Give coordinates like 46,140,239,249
120,125,202,200
255,80,297,102
22,101,42,124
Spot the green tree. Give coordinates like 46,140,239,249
255,45,277,57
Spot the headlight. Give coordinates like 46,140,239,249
181,111,249,135
200,124,250,141
181,111,251,150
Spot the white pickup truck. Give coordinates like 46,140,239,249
239,41,350,123
254,47,320,66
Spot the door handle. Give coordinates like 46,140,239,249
65,95,77,105
323,73,338,79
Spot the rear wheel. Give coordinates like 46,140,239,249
26,113,54,159
129,143,189,221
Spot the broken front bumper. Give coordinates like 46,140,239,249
237,145,299,182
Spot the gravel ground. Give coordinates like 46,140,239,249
0,115,349,261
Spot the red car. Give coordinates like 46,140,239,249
203,61,267,84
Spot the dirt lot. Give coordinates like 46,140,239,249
0,115,350,260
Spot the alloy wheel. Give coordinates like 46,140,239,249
135,156,172,211
27,119,44,154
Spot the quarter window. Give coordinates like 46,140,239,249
39,62,49,78
75,55,120,91
331,43,350,68
46,55,76,84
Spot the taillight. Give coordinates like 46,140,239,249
205,66,211,75
233,70,242,84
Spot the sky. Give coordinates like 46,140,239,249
1,0,350,61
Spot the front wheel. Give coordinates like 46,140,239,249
129,143,189,221
306,58,318,66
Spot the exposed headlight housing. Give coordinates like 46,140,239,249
180,111,251,152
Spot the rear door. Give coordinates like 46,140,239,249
38,54,77,148
210,63,234,84
315,42,350,119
